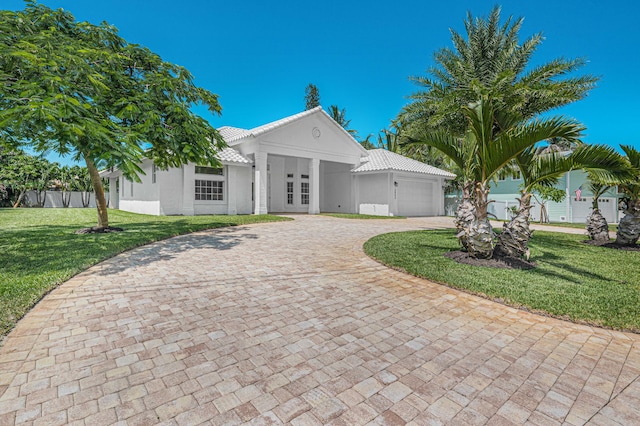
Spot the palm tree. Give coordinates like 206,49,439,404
327,105,358,138
411,95,583,259
495,145,628,257
399,6,597,256
401,6,597,136
586,178,613,242
616,146,640,246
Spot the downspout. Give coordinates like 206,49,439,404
566,172,571,223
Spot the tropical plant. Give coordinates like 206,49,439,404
70,165,93,207
586,178,613,242
0,149,43,207
495,144,627,258
327,105,358,137
359,134,376,150
304,83,321,110
401,5,598,136
398,6,597,258
410,95,584,258
31,158,57,207
616,146,640,246
0,2,225,229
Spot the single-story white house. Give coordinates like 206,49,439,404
101,107,455,217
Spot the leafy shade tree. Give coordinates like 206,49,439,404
410,96,583,259
401,5,598,136
0,150,40,207
0,2,225,229
327,105,358,137
304,83,321,110
616,146,640,246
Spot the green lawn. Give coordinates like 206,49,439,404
364,229,640,332
0,208,289,339
321,213,406,219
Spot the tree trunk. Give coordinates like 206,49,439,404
467,182,495,259
35,190,46,207
61,191,71,208
81,192,91,208
616,198,640,246
454,184,475,251
586,209,610,242
495,193,534,259
84,155,109,228
12,190,25,208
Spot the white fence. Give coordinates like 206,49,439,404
445,195,621,223
22,190,110,208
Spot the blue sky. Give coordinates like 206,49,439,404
5,0,640,165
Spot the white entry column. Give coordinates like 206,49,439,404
254,152,268,214
309,158,320,214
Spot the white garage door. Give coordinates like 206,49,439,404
397,180,434,217
571,197,618,223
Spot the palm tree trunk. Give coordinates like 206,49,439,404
467,182,495,259
616,198,640,246
495,193,534,259
84,155,109,228
454,183,475,250
586,209,610,242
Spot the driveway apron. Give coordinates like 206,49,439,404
1,215,639,425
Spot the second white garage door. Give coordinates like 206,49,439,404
397,179,435,217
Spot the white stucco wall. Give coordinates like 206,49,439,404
357,173,390,215
321,161,353,213
119,159,161,215
158,166,184,215
235,166,253,214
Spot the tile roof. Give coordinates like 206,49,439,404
353,149,456,178
221,107,324,143
218,126,250,141
217,147,252,164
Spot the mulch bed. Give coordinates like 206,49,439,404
583,240,640,251
74,226,124,234
444,250,537,270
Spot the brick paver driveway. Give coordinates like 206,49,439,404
1,215,639,425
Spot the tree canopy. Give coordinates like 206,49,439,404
304,83,321,110
0,1,225,227
401,5,598,137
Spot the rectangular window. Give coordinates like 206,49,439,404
287,173,294,178
301,182,309,205
152,163,157,184
287,181,294,205
512,171,522,180
301,174,309,179
195,166,224,175
195,179,224,201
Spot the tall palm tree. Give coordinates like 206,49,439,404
399,6,597,254
616,145,640,246
401,6,597,136
411,95,584,259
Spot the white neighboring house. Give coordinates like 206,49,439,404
100,107,455,217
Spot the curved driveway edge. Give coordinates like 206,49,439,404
0,215,639,425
